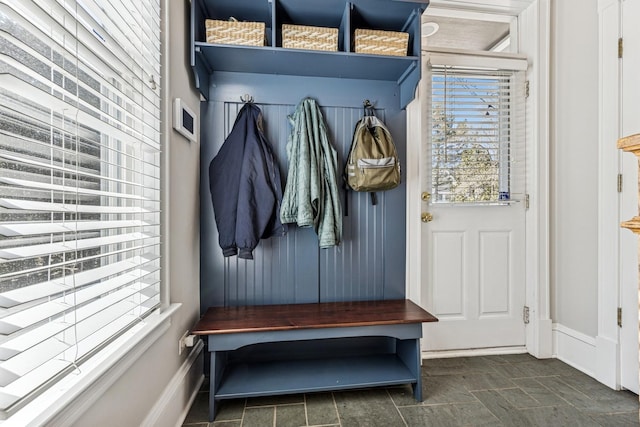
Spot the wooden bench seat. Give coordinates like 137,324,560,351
192,299,437,421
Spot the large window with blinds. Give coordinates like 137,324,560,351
429,65,525,204
0,0,161,417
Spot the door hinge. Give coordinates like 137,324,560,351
618,37,623,59
525,194,530,209
523,306,530,324
618,173,623,193
525,80,530,98
617,307,622,327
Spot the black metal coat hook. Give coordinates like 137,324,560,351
363,99,375,116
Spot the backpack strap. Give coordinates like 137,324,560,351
343,175,350,217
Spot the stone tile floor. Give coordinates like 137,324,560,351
183,354,639,426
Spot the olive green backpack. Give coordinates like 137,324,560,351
345,113,401,200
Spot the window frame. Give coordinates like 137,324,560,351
425,48,528,206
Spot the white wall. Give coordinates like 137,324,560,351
549,0,599,338
69,0,203,425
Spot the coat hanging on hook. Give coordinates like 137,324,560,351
209,103,286,260
280,97,342,249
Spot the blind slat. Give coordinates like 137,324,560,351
0,254,157,308
0,151,157,190
0,177,149,202
0,233,156,260
0,220,151,237
0,199,151,214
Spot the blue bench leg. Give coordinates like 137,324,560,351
209,351,221,422
397,338,423,401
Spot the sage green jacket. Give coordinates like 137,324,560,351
280,98,342,248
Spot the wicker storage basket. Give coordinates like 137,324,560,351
354,29,409,56
282,24,338,51
205,19,265,46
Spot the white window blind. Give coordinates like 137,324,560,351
0,0,161,417
428,63,525,204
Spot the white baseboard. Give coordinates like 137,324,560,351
529,318,553,358
595,335,619,390
141,339,204,427
422,346,528,359
552,323,596,378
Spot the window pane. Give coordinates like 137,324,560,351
0,0,161,417
430,67,523,204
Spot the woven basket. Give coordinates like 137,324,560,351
282,24,338,51
205,19,265,46
354,29,408,57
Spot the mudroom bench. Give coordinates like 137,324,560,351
192,299,438,421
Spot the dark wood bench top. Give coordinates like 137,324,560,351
192,299,438,335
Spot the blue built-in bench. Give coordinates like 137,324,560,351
192,299,438,421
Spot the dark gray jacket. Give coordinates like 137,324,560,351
209,103,286,259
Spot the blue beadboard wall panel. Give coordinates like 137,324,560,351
319,107,407,302
200,72,406,308
200,100,225,313
380,111,408,301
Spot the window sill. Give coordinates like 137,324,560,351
2,303,182,427
429,199,522,207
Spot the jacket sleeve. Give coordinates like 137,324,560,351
209,107,247,257
317,108,342,248
280,109,301,225
234,105,285,259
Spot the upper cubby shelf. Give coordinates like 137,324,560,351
190,0,428,109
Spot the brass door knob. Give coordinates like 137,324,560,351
421,212,433,223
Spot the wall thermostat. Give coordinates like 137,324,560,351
173,98,197,143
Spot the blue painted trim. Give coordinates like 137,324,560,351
207,72,400,107
207,323,422,351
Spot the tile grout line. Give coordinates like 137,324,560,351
511,379,557,408
240,398,247,427
246,402,305,409
330,392,342,427
303,394,309,426
272,406,276,427
386,388,408,427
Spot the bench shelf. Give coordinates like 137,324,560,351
217,353,415,399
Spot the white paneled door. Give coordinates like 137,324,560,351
419,60,528,352
421,204,526,351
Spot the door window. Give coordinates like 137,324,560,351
429,65,525,204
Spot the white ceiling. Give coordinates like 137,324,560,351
427,0,536,15
419,0,536,52
421,15,510,51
